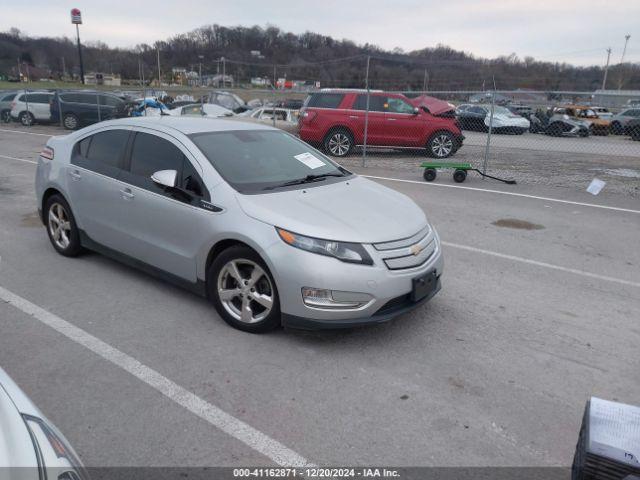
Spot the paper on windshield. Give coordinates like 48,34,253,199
294,152,326,169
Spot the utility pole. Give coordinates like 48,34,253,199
618,34,631,91
70,9,84,84
272,64,277,127
198,55,204,87
156,47,161,87
61,57,67,79
601,47,612,90
222,57,226,88
422,68,429,92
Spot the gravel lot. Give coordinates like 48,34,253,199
0,123,638,470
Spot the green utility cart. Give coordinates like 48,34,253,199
420,162,516,184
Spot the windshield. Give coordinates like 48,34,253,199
189,130,349,193
493,106,514,115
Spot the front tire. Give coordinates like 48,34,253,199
426,131,455,158
44,194,82,257
63,113,80,130
323,129,354,157
19,111,34,126
208,246,281,333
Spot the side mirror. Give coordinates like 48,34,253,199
151,169,177,188
413,107,420,115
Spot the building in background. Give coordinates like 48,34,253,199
84,72,121,86
593,89,640,109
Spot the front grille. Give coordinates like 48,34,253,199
373,226,437,270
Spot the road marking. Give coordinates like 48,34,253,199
363,175,640,215
0,128,53,137
442,241,640,288
0,154,37,165
0,285,314,468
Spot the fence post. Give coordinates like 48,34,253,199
272,64,277,127
362,55,371,168
23,87,30,127
57,89,63,128
482,90,495,177
96,91,101,122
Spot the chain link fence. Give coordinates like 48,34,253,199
2,55,639,196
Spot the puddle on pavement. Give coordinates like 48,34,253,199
21,211,41,227
492,218,545,230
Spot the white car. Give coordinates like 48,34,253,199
10,91,54,126
0,366,86,478
591,106,613,120
171,103,234,117
236,107,299,134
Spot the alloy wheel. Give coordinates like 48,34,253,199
431,134,453,157
48,202,72,250
328,133,351,156
217,259,274,324
64,115,78,130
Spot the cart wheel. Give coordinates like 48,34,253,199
453,169,467,183
423,168,437,182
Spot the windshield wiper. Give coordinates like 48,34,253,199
263,172,346,190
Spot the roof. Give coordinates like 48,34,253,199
95,116,278,135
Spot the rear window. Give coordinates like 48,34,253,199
352,95,386,112
85,130,129,169
306,93,344,109
1,92,17,101
22,93,51,104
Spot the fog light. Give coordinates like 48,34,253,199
301,287,372,309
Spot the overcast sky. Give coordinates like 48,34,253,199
1,0,638,66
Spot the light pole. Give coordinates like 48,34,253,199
70,8,84,84
618,34,631,91
602,47,611,90
198,55,204,87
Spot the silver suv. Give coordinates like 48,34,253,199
35,117,443,332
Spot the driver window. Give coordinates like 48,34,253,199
386,98,415,114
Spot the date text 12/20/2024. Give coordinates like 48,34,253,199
233,468,401,478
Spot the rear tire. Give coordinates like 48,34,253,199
610,121,623,135
0,109,10,123
323,129,354,157
208,246,281,333
44,194,83,257
423,168,437,182
19,111,34,126
63,113,80,130
426,131,455,158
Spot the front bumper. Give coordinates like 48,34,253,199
265,228,444,329
282,273,441,329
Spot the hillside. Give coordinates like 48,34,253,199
1,25,638,91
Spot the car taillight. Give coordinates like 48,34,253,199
10,101,16,109
302,111,317,122
40,146,54,161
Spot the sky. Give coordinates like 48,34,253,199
1,0,638,67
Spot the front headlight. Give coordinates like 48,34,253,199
276,227,373,265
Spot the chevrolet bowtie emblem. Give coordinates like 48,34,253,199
410,244,423,256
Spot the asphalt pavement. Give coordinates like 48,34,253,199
0,125,639,468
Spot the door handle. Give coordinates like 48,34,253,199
387,118,397,121
119,188,135,200
68,170,81,180
349,115,359,119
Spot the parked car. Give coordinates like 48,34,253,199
51,90,127,130
557,105,610,135
0,366,86,478
207,91,249,113
627,118,640,141
0,90,18,122
236,106,299,134
273,98,304,110
455,104,530,134
609,108,640,135
590,106,613,120
10,91,54,126
531,108,590,137
298,90,464,158
35,117,443,333
170,103,234,117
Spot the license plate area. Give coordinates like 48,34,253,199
411,271,438,302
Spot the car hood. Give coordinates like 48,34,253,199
409,95,455,116
235,176,428,243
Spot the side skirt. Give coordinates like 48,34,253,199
79,230,207,298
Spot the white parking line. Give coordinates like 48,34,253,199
0,128,53,137
442,241,640,288
363,175,640,215
0,285,314,468
0,154,37,165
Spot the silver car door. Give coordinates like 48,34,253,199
65,128,132,252
115,129,217,282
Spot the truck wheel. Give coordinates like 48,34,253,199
423,168,437,182
453,169,467,183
